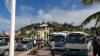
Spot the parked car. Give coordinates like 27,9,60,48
0,42,9,56
16,40,33,51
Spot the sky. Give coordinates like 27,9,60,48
0,0,100,32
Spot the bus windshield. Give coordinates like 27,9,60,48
52,35,65,42
66,33,85,43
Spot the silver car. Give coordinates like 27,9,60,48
0,42,9,56
16,40,33,51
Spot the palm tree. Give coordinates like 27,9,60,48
82,0,100,5
81,0,100,27
81,12,100,26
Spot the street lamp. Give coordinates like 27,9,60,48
4,0,16,56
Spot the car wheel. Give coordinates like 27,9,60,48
3,50,9,56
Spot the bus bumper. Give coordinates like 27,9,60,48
64,50,88,56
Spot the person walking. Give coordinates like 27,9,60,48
50,40,55,56
92,36,100,56
34,40,36,46
38,40,41,50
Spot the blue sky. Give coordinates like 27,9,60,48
0,0,100,32
0,0,86,16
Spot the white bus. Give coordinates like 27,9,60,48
64,32,90,56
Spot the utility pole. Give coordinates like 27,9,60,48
9,0,16,56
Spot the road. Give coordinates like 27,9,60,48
31,47,63,56
15,48,34,56
15,47,64,56
14,47,93,56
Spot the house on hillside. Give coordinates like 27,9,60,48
36,27,50,40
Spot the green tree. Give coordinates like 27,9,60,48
82,0,100,5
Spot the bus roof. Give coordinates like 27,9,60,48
50,32,69,36
71,32,89,36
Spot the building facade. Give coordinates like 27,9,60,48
36,26,50,40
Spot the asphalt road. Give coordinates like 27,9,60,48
0,45,91,56
14,47,94,56
15,48,34,56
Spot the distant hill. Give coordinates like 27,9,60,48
16,21,100,36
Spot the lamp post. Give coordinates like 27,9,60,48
4,0,16,56
9,0,16,56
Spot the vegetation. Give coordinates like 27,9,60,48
16,21,98,36
81,0,100,27
82,0,100,5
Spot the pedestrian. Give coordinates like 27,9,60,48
34,40,36,46
38,40,41,50
50,39,55,56
33,40,37,49
92,36,100,56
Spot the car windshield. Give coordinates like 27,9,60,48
19,41,28,44
52,35,65,42
0,42,8,46
66,33,85,43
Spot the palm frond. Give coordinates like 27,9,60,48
81,11,100,26
82,0,94,5
82,0,100,5
95,14,100,26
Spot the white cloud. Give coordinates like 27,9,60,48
37,9,54,21
40,4,100,27
1,4,100,32
0,16,10,32
72,4,77,10
14,4,100,29
15,15,43,30
20,5,34,11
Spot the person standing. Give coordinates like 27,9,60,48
50,40,55,56
92,36,100,56
38,40,41,50
34,40,36,46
